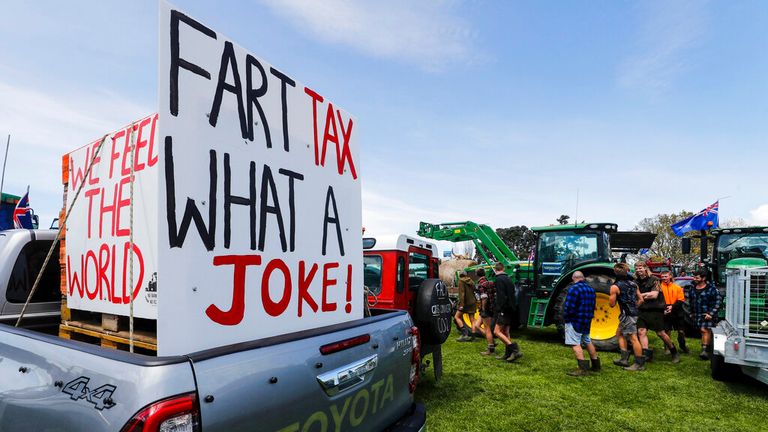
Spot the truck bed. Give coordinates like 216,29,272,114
0,310,423,431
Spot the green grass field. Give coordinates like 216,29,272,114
415,327,768,432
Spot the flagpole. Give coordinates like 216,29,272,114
0,135,9,201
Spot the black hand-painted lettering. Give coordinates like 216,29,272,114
278,168,304,252
209,41,248,138
269,67,296,152
245,55,272,147
165,136,217,250
169,10,216,116
259,165,287,252
322,186,345,256
224,153,257,249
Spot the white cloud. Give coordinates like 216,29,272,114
259,0,478,71
0,79,152,227
617,0,709,97
749,204,768,226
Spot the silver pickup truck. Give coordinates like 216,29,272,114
0,229,427,431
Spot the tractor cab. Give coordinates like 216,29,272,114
711,227,768,286
530,223,616,297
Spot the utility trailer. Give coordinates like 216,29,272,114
711,267,768,384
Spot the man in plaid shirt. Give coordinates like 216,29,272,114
687,269,721,360
563,271,600,376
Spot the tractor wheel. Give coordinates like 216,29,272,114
414,279,453,345
587,274,620,351
462,311,486,337
554,274,619,351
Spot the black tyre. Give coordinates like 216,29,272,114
711,353,742,382
414,279,452,345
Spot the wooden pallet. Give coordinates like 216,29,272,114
59,323,157,353
59,299,157,354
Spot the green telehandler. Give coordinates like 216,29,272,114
418,221,656,350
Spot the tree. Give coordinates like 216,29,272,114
495,225,536,259
635,211,701,269
721,217,747,228
557,215,570,225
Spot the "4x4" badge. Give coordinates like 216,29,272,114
61,376,117,410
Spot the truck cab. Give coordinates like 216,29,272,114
363,235,451,380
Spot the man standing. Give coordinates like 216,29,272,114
563,271,600,376
635,262,679,363
660,270,689,354
455,271,477,342
476,268,496,356
687,269,721,360
610,263,646,371
493,262,523,362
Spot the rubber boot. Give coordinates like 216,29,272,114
590,357,601,372
506,342,523,362
613,350,630,367
480,344,495,356
567,359,591,376
670,345,680,364
624,355,646,371
496,343,512,360
643,348,654,363
678,335,689,354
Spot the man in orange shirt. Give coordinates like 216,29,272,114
660,270,688,355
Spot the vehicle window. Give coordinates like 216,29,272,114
408,252,429,291
396,256,405,293
7,240,61,303
363,255,383,295
537,231,599,264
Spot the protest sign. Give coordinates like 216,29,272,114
65,114,159,319
157,2,362,355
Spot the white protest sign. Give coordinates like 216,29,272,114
65,114,159,319
157,2,362,355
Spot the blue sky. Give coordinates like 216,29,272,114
0,0,766,250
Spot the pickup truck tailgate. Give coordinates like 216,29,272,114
191,311,417,431
0,324,195,432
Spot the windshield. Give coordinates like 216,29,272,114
538,231,600,267
715,233,768,284
717,233,768,262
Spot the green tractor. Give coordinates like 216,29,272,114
418,221,656,350
683,226,768,317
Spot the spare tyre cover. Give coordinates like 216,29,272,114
414,278,452,345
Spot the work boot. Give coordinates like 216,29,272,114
678,337,689,354
699,349,709,360
643,348,654,363
567,359,591,376
624,356,646,371
590,357,602,372
496,344,513,360
506,342,524,362
663,346,671,355
670,346,680,364
613,350,631,367
480,344,495,356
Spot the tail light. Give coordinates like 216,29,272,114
121,392,201,432
408,326,420,393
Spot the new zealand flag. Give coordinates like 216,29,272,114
13,189,34,229
670,201,718,236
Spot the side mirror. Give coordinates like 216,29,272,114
681,238,691,255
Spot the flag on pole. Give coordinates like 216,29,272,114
13,187,33,229
670,201,719,237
